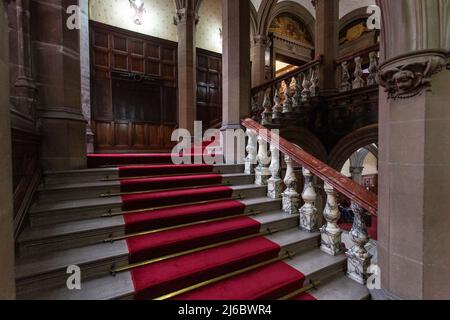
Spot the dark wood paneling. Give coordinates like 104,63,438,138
196,49,222,128
90,21,177,152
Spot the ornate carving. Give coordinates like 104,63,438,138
320,183,343,256
268,144,282,199
244,129,258,175
346,202,372,285
255,136,270,186
300,168,319,232
352,56,365,89
282,155,299,214
378,51,447,100
282,79,293,113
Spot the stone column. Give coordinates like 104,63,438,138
376,0,450,300
31,0,86,170
221,0,251,128
80,0,94,153
349,166,364,185
251,34,267,88
313,0,339,93
0,0,16,299
174,0,198,133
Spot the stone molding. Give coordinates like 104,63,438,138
37,107,87,123
378,50,448,100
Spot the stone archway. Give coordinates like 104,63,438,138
328,124,378,171
280,126,328,163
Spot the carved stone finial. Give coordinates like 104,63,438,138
352,56,365,89
272,84,282,119
292,76,302,111
261,91,273,125
282,80,293,113
340,61,352,92
367,51,379,86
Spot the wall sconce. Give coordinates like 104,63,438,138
129,0,146,25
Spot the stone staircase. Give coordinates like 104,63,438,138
15,163,370,300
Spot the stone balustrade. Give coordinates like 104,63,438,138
251,58,322,123
242,119,376,285
336,45,380,92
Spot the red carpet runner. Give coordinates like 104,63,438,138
90,151,316,300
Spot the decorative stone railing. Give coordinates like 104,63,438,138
241,118,378,285
335,44,380,92
250,57,322,123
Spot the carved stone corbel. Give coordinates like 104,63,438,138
378,50,447,100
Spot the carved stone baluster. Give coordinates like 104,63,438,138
352,56,365,89
255,136,270,186
320,183,343,256
339,61,352,92
346,202,372,285
299,168,319,232
301,72,312,102
367,51,379,86
261,91,272,126
282,155,299,214
282,79,293,113
292,76,301,111
244,129,258,174
310,67,319,97
267,144,282,199
272,83,282,119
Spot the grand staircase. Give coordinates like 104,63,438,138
15,140,371,300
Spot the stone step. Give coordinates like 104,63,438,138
43,164,245,186
36,173,256,203
16,224,317,298
29,184,270,227
18,197,282,256
305,274,370,300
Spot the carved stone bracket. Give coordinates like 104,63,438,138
378,50,448,100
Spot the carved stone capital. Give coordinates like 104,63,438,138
378,50,448,100
252,35,267,47
173,8,198,26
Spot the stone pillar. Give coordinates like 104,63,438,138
174,0,198,133
80,0,94,153
8,0,37,131
221,0,251,128
313,0,339,93
31,0,86,170
251,34,267,88
376,0,450,300
0,0,16,299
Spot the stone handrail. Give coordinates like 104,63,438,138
241,117,378,285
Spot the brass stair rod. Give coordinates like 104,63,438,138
277,280,321,300
104,209,262,243
101,195,244,218
111,228,278,275
154,249,290,301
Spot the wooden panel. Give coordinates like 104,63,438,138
90,21,177,152
196,49,222,127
